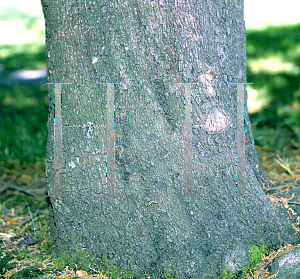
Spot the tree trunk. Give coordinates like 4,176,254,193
42,0,296,277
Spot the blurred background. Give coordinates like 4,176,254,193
0,0,299,185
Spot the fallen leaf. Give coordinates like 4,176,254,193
264,164,273,170
76,270,88,277
6,218,16,225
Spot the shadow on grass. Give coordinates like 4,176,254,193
247,23,300,152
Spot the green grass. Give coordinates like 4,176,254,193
0,84,48,167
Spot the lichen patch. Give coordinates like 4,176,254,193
203,109,229,133
199,68,217,97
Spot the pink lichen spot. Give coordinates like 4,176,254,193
204,109,229,133
199,69,217,97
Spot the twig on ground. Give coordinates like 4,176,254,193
0,183,47,196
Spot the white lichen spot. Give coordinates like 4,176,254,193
69,161,76,168
92,57,98,64
86,122,94,139
76,157,79,164
125,47,129,50
278,252,300,268
204,109,229,133
224,246,248,273
167,235,172,242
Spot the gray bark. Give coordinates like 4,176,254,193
42,0,297,278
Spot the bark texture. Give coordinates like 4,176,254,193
42,0,297,277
